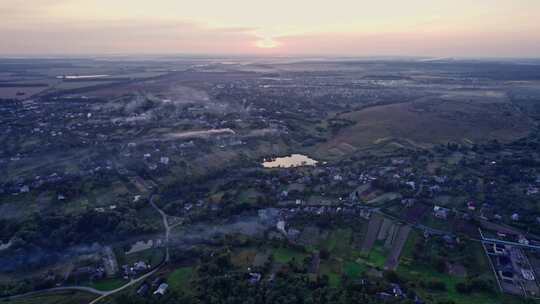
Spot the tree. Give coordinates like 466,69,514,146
320,249,330,260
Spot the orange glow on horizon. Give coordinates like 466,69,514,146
0,0,539,56
255,37,280,49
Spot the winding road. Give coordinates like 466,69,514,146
89,193,172,304
3,193,173,304
149,194,171,263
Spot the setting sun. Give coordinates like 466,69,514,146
255,37,279,49
1,0,539,56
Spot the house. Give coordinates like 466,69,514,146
248,272,262,284
153,283,169,295
151,277,163,288
70,266,94,280
276,220,286,234
137,283,149,296
429,185,441,193
443,235,455,246
511,213,520,221
391,158,406,165
160,157,170,165
522,269,535,281
433,206,449,219
518,235,529,245
401,198,416,207
493,244,507,255
133,261,149,272
467,201,476,211
434,175,447,184
527,185,539,195
287,228,301,240
390,283,404,297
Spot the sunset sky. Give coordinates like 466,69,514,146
2,0,539,57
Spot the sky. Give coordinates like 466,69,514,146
1,0,540,57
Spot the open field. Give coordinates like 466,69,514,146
361,214,384,253
384,225,411,270
395,231,519,304
317,93,533,156
2,291,96,304
167,267,193,293
87,278,126,291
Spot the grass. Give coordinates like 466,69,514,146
168,267,193,293
322,228,352,258
3,291,96,304
320,260,342,287
87,277,126,291
367,192,402,205
421,213,455,232
316,96,531,156
343,261,366,279
237,188,262,205
400,264,505,304
317,227,375,285
396,232,511,304
272,247,308,264
315,227,385,284
358,243,387,268
231,248,258,268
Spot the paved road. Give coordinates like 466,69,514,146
10,194,539,303
88,265,163,304
3,193,173,304
149,194,171,263
2,286,106,301
89,193,172,304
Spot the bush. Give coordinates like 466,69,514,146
426,279,446,291
319,249,330,260
455,282,470,294
433,257,447,273
456,278,493,294
383,270,401,284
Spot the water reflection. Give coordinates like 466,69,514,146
262,154,318,168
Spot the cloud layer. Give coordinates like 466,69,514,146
1,0,539,57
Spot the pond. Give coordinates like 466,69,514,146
0,240,12,251
262,154,318,168
56,74,110,79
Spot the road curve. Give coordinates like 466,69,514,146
89,193,172,304
2,193,173,304
1,286,105,301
